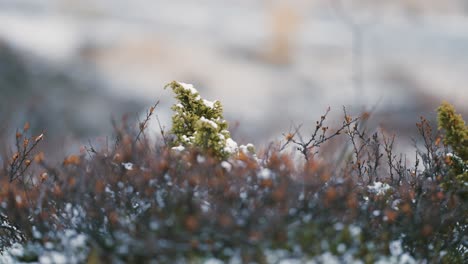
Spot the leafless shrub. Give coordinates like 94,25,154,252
0,105,465,263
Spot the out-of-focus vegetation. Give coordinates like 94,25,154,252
0,41,142,149
0,85,466,263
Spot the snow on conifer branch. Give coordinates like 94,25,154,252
165,81,244,159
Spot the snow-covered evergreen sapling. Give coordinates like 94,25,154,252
165,81,240,159
437,102,468,194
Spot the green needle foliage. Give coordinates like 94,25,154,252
437,102,468,194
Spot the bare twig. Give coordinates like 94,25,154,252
382,132,396,183
85,139,98,157
156,114,168,146
280,123,303,151
135,101,160,144
345,119,368,179
281,107,359,161
9,128,44,182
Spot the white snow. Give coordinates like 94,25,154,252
399,253,417,264
122,162,134,170
181,135,194,143
258,168,273,180
391,199,401,210
177,82,198,95
337,243,346,254
349,225,362,237
367,182,392,195
218,133,225,140
0,252,14,264
39,252,67,264
311,252,341,264
221,161,232,172
239,191,248,199
204,258,224,264
32,225,42,239
224,138,238,154
239,143,255,154
202,99,216,108
172,145,185,151
239,144,258,161
197,155,206,163
374,239,417,264
6,244,23,257
334,223,344,231
150,221,159,231
389,240,403,256
199,116,218,129
201,201,211,213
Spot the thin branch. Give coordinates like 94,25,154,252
281,107,359,161
135,100,160,144
156,114,168,146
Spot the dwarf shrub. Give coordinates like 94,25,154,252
165,81,237,159
0,92,466,263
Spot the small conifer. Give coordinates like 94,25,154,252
437,102,468,193
165,81,238,159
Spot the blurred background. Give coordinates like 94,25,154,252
1,0,467,153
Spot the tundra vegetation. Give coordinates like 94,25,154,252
0,82,466,263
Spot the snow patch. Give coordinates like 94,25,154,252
224,138,238,154
177,82,198,95
258,168,273,180
239,143,255,153
367,182,392,195
172,145,185,151
390,240,403,256
200,116,218,129
197,155,206,163
204,258,224,264
122,162,134,171
221,161,232,172
202,99,217,108
39,251,67,264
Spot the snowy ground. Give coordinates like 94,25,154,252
0,0,467,144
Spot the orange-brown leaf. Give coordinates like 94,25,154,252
63,155,80,166
23,122,30,132
34,152,45,163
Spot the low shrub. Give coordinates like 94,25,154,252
0,83,466,263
